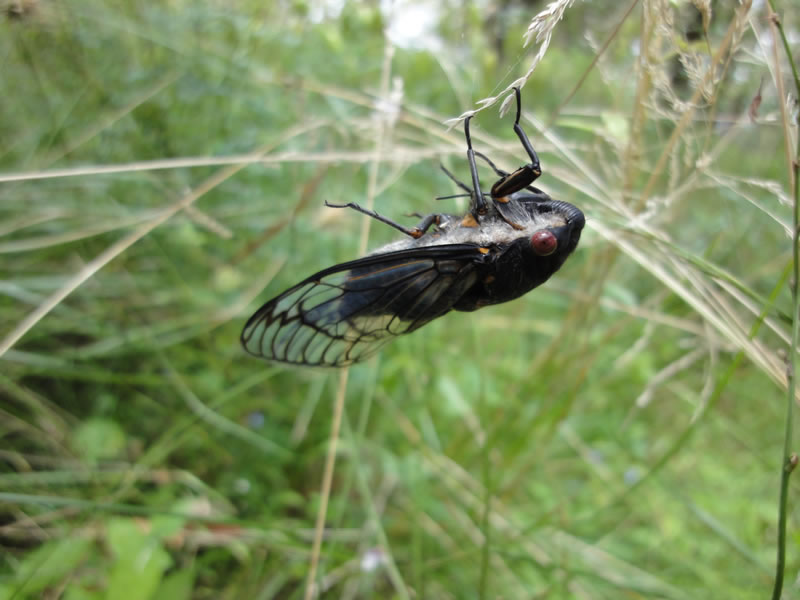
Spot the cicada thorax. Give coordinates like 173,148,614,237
451,237,548,312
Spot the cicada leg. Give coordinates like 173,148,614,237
490,87,543,198
463,116,489,220
324,201,440,240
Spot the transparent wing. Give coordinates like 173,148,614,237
241,244,484,367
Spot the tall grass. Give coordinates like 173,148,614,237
1,1,798,598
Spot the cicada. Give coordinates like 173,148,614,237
242,88,585,367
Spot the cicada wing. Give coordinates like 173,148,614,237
241,244,484,367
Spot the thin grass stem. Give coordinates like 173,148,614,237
766,2,800,597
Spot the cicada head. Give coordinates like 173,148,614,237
522,199,584,274
533,199,584,257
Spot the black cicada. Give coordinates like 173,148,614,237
242,88,585,367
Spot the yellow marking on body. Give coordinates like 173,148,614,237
484,275,495,283
495,196,510,203
478,247,489,254
461,214,478,228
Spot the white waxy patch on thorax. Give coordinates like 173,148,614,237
371,209,567,255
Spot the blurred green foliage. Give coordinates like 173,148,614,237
1,0,799,598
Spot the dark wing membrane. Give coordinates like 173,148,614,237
241,244,484,367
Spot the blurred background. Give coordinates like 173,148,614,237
1,0,799,598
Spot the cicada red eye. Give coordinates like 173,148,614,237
531,230,557,256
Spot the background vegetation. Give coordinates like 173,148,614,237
1,0,799,598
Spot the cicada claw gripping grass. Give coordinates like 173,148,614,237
241,88,585,367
